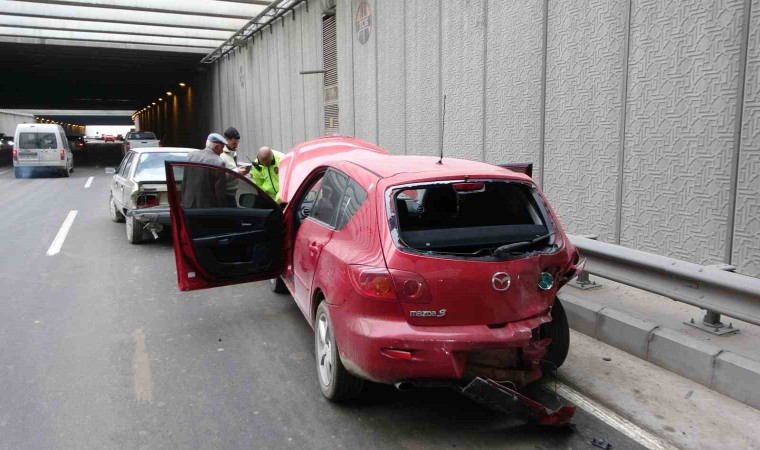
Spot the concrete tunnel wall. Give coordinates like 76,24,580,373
187,0,760,279
0,110,36,137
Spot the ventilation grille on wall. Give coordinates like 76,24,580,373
323,14,339,134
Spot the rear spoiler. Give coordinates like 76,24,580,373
497,163,533,178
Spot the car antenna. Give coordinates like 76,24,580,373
437,95,447,165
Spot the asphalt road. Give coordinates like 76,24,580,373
0,152,644,450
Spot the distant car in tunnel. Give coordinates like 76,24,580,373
0,134,13,164
103,135,115,143
163,136,584,402
108,147,192,244
116,134,124,141
67,135,86,154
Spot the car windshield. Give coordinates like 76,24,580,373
128,132,157,140
17,132,57,149
391,180,554,259
134,152,188,180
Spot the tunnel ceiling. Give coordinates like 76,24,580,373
0,0,275,112
0,42,205,110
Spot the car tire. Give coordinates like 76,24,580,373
270,277,288,294
538,298,570,372
14,167,22,178
62,162,70,178
126,214,143,244
315,301,364,401
109,194,125,223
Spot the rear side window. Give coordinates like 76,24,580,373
310,170,347,227
335,178,367,230
17,132,57,149
119,153,135,177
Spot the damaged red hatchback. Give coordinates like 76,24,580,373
165,136,584,401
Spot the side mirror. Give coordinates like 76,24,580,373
105,167,116,175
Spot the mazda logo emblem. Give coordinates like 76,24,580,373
492,272,511,291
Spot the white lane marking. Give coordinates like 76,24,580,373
84,176,94,188
0,169,11,175
554,382,679,450
46,210,78,256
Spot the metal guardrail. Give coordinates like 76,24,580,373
568,235,760,328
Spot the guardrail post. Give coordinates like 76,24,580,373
684,264,740,336
569,234,602,290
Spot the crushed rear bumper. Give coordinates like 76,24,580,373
129,207,172,226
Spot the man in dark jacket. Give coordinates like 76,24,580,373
181,133,228,208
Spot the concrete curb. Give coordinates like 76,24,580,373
559,290,760,410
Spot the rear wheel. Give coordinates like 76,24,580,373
109,194,125,223
126,214,143,244
270,277,288,294
14,167,21,178
315,302,363,401
62,162,70,178
538,298,570,372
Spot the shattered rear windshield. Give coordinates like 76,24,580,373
390,180,556,259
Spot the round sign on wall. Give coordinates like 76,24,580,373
355,1,372,44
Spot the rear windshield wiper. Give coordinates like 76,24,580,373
494,232,555,255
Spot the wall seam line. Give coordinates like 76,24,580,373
615,0,633,245
726,0,753,264
438,0,443,157
374,0,379,144
481,0,488,162
403,0,407,155
538,0,549,187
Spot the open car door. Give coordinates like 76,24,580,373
165,161,285,291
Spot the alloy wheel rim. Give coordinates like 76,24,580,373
317,313,333,387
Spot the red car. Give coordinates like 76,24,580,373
103,135,115,142
164,136,583,401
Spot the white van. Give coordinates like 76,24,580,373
13,123,74,178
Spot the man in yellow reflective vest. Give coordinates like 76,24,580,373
251,146,284,203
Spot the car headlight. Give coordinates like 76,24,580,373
7,141,13,146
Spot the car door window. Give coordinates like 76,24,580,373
310,170,347,227
335,178,368,230
120,153,135,177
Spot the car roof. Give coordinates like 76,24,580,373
278,136,531,202
131,147,194,154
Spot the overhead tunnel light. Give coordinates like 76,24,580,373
166,92,173,96
179,82,186,87
158,98,163,101
151,102,156,105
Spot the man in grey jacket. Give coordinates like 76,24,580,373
181,133,228,208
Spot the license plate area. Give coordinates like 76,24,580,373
19,153,38,159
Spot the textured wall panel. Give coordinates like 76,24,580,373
484,0,545,181
257,33,272,147
543,0,627,241
733,0,760,277
352,0,378,144
441,0,484,162
405,0,440,156
288,8,306,146
301,2,323,140
266,30,283,149
275,22,292,150
337,0,355,135
377,0,405,154
622,0,744,263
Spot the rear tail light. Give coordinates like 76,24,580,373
348,266,396,301
12,149,17,162
59,149,65,160
77,142,84,148
137,194,160,208
389,269,431,303
348,265,430,303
